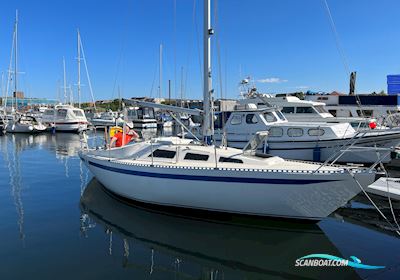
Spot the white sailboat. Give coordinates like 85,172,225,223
79,0,377,221
41,57,88,132
5,11,47,134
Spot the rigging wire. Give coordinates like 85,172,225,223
213,0,224,100
194,0,204,98
173,0,177,104
323,0,399,232
149,60,158,98
79,36,97,110
184,0,198,104
322,0,350,75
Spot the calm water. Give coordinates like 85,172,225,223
1,132,400,279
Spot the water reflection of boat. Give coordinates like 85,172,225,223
80,179,357,279
1,133,82,158
0,134,26,245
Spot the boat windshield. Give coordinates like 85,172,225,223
314,105,328,114
242,131,269,154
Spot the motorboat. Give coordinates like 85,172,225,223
79,0,378,221
90,110,121,128
6,115,47,134
41,105,89,132
210,105,400,163
305,93,400,124
126,106,157,129
239,86,377,130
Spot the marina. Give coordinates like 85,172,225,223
1,0,400,279
0,132,399,279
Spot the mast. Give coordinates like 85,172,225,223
63,57,67,104
14,10,18,111
77,29,82,108
202,0,214,144
159,44,163,98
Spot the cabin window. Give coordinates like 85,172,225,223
357,110,373,117
314,106,328,114
141,108,155,119
296,107,314,114
149,149,176,159
282,107,295,114
230,115,242,125
328,110,337,117
263,112,277,122
308,128,325,136
287,128,304,137
44,110,54,116
184,153,209,161
275,111,286,121
128,110,138,118
57,109,67,117
269,127,283,137
73,110,84,117
246,114,258,124
219,157,243,163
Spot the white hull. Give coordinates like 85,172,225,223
81,154,373,220
80,179,357,279
90,119,116,127
6,123,46,134
132,122,157,129
44,122,88,132
367,177,400,200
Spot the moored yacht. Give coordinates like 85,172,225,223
126,106,157,129
79,0,378,221
240,87,376,130
42,104,88,132
210,105,400,163
90,110,121,128
6,115,47,133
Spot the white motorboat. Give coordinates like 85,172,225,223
42,105,88,132
6,115,47,133
240,88,377,130
209,105,400,163
90,110,121,127
79,0,377,221
305,93,400,123
126,106,157,129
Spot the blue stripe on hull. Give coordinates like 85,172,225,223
88,161,338,185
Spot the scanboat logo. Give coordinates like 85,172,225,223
295,254,385,270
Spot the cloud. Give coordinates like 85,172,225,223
257,77,288,84
294,86,310,90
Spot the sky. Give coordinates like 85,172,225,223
0,0,400,102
